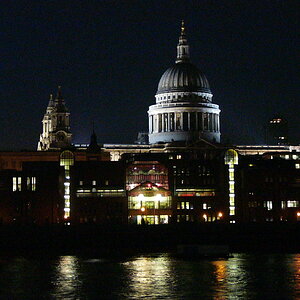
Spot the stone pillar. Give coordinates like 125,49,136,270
149,115,153,134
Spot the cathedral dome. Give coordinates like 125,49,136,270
157,62,211,94
148,22,221,145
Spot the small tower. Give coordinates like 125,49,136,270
37,86,72,150
87,124,101,153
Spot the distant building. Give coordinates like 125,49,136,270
266,116,289,145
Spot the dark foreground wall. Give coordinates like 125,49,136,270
1,223,300,256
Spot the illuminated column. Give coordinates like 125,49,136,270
60,150,74,222
224,149,239,223
149,115,153,133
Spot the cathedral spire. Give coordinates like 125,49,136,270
48,94,54,107
56,85,63,100
176,20,190,63
87,122,101,153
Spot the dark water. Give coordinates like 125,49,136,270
0,253,300,299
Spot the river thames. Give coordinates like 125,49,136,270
0,253,299,299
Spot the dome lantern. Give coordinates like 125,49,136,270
176,20,190,64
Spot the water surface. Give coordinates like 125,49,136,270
0,253,299,299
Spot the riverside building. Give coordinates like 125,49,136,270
0,23,299,225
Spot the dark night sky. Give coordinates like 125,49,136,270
0,0,299,150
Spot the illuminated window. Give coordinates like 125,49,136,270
105,180,109,186
12,177,21,191
296,164,300,169
203,203,207,210
92,180,96,186
13,177,17,191
287,200,299,208
32,177,36,191
266,201,273,210
176,155,182,160
281,201,286,209
79,180,83,186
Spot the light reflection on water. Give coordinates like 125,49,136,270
0,254,300,299
51,256,82,300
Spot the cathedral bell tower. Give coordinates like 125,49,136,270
37,86,72,151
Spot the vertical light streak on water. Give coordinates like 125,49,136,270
291,254,300,298
225,254,251,299
51,256,82,300
120,255,176,299
211,260,228,299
